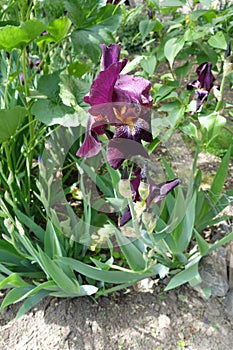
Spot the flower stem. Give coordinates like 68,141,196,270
215,73,227,112
127,198,141,237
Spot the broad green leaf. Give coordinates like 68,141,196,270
0,20,46,51
140,55,156,76
65,0,108,28
69,4,121,62
37,72,60,100
0,106,27,143
68,61,91,78
31,99,79,126
59,74,90,108
114,228,146,271
208,32,227,50
165,261,200,291
47,16,71,42
16,289,50,319
71,27,113,62
162,0,185,6
179,121,198,141
198,112,226,145
164,37,185,68
139,19,156,40
175,61,192,78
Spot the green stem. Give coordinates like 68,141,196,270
127,198,141,237
223,125,233,135
215,73,227,112
2,142,16,206
4,53,12,108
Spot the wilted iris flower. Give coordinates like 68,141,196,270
77,43,153,169
120,166,181,226
187,62,217,111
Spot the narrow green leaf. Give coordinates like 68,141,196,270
38,248,80,294
0,273,30,289
59,257,152,284
194,229,209,256
0,286,33,311
115,229,146,271
165,262,200,291
44,221,63,258
16,289,50,319
209,231,233,253
173,193,196,253
15,209,44,241
209,147,231,204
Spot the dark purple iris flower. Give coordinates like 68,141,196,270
187,62,216,111
120,168,181,226
76,44,153,169
107,0,130,5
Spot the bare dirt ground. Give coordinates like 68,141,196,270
0,282,233,350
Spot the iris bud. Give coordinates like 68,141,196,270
118,168,132,198
138,180,150,201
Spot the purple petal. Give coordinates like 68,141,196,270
226,39,231,58
86,59,128,106
19,72,24,85
195,88,208,111
196,62,215,91
148,178,181,204
120,205,131,226
107,138,149,169
76,130,102,158
113,75,153,107
100,44,121,71
76,116,106,158
187,80,200,90
130,168,141,201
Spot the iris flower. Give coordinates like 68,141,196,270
187,62,217,111
120,167,181,226
76,44,153,169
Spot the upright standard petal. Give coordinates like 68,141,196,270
87,59,128,106
100,44,121,71
113,75,153,107
196,62,215,91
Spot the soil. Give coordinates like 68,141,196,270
0,282,233,350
